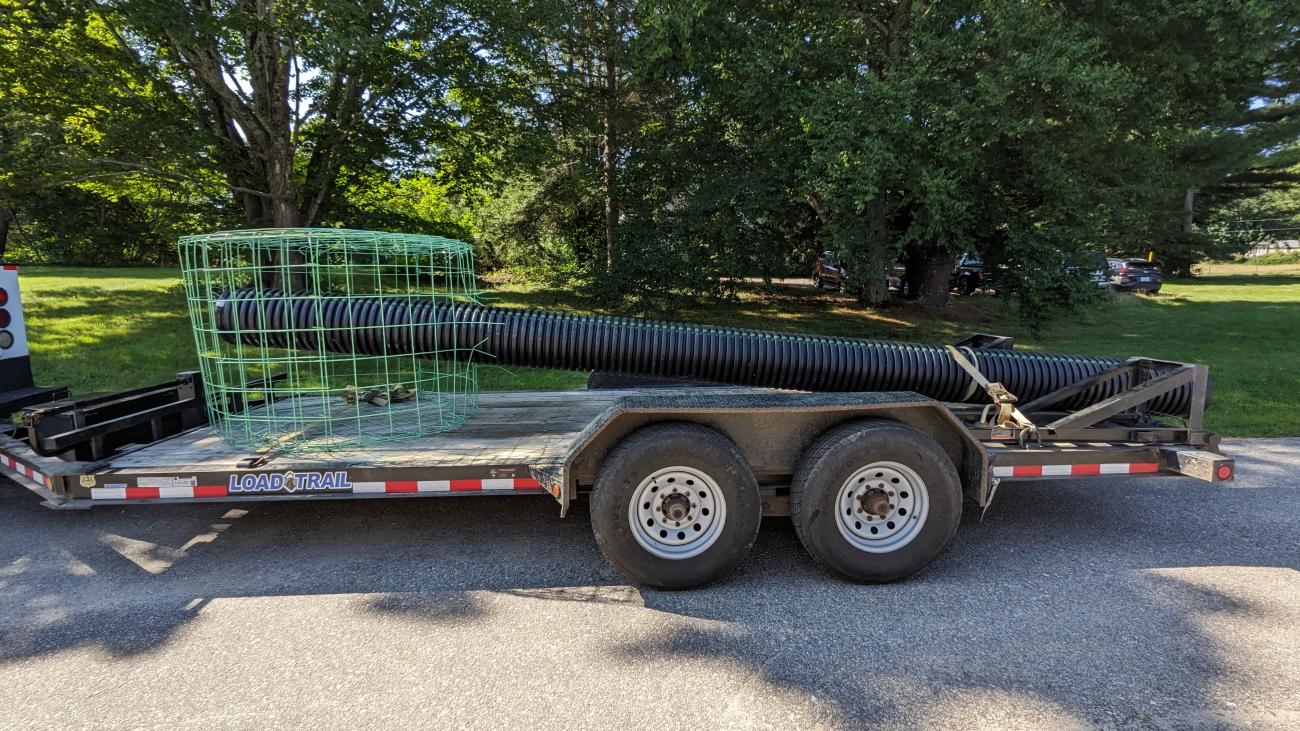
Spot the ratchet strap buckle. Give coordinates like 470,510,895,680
945,345,1039,444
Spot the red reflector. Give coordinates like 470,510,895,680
1130,463,1160,474
1216,465,1233,480
1072,463,1101,475
1011,465,1042,477
193,485,228,498
513,477,541,489
125,487,160,499
449,479,480,491
386,481,418,493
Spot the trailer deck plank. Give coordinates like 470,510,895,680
104,388,747,474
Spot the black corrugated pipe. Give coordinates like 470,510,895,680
213,290,1202,416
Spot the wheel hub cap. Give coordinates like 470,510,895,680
858,488,891,518
629,467,728,560
661,492,692,523
835,461,930,553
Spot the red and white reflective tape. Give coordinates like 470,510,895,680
992,462,1161,478
352,477,543,494
91,485,229,500
0,453,47,485
90,477,544,500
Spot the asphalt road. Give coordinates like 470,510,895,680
1,439,1297,730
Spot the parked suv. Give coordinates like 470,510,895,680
812,251,847,290
1107,258,1163,293
949,254,984,295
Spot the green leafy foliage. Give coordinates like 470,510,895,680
1242,251,1300,265
1,0,1295,322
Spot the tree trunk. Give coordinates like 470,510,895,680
901,248,920,300
266,150,299,228
247,4,302,289
856,200,890,306
0,208,11,261
905,243,954,308
601,46,618,273
849,0,911,307
862,243,887,306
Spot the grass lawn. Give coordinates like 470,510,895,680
15,265,1300,437
1195,260,1300,277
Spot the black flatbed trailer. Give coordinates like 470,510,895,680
0,349,1232,587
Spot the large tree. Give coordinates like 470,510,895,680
1,0,221,260
640,0,1298,311
5,0,1296,310
4,0,508,231
472,0,644,277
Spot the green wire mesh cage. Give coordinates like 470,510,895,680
178,228,480,453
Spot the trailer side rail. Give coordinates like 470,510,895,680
0,387,1233,512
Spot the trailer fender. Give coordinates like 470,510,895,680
547,390,988,517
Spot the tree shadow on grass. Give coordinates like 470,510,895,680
21,286,191,351
20,286,195,392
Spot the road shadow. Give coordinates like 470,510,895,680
0,438,1294,725
601,440,1297,725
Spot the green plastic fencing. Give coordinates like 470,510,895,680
178,228,480,453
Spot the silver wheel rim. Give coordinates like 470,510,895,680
628,466,727,560
835,461,929,553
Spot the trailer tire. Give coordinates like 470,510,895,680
590,423,761,589
791,419,961,582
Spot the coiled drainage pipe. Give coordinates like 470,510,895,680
213,290,1201,416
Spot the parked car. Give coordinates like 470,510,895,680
1086,252,1112,288
885,260,905,293
813,251,919,294
949,254,984,295
816,250,988,296
1107,257,1163,293
883,253,989,296
812,250,847,290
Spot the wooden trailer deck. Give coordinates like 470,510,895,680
106,388,748,474
0,382,1233,510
